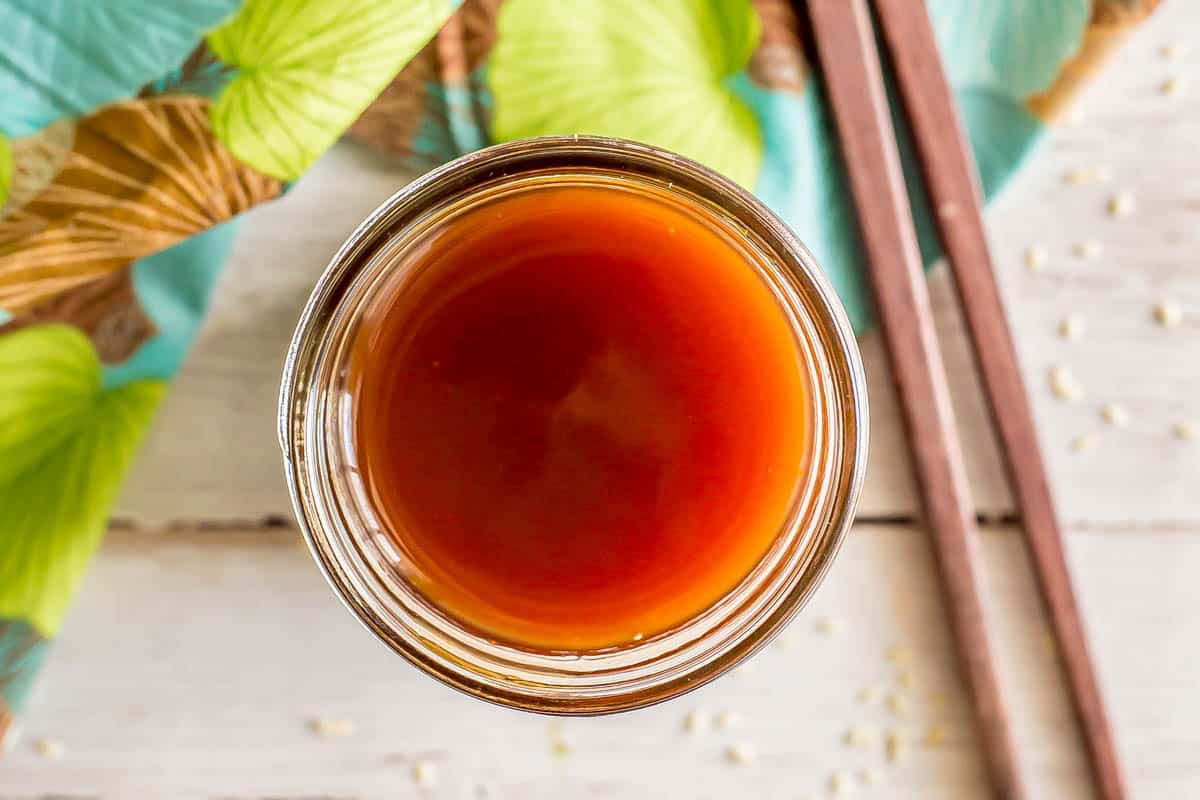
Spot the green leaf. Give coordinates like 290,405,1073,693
928,0,1091,97
0,0,242,137
207,0,455,181
0,325,165,636
487,0,764,189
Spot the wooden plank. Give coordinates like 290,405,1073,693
6,522,1199,798
976,4,1200,527
112,2,1200,527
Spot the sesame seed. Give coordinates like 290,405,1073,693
1154,301,1183,328
886,730,909,763
1161,76,1187,96
1049,366,1084,402
1073,240,1104,259
896,667,916,689
1160,44,1185,61
844,724,879,748
857,685,883,704
725,743,756,765
775,630,799,650
830,770,854,794
1107,191,1136,218
1052,366,1086,400
1101,404,1129,427
816,616,846,635
547,721,569,758
1072,433,1097,453
631,632,644,642
861,766,884,786
938,202,960,220
308,717,355,738
929,691,948,710
34,738,64,760
1062,166,1112,185
1064,167,1098,185
886,693,912,718
684,709,711,734
413,760,438,787
924,723,948,747
885,645,913,666
1173,421,1196,441
1063,168,1089,185
1058,314,1086,341
1024,244,1048,272
715,710,740,730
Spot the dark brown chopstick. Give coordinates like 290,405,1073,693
803,1,1026,797
871,2,1128,798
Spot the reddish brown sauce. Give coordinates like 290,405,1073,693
352,183,810,649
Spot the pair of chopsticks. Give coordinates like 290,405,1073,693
803,1,1126,798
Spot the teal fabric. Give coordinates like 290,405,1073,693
0,1,242,137
931,0,1091,97
102,220,242,390
0,620,48,713
735,77,872,331
901,88,1043,270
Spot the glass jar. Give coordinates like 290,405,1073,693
278,136,868,714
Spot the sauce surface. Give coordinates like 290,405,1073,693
352,182,810,649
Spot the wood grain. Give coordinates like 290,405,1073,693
807,0,1024,795
872,2,1127,797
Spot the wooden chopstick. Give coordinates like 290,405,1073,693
803,1,1027,797
871,2,1128,798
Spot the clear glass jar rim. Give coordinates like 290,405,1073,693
279,135,869,714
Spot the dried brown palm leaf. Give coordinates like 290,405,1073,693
0,97,281,314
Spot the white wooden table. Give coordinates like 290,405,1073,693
7,6,1200,797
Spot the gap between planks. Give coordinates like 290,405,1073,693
103,513,1200,540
